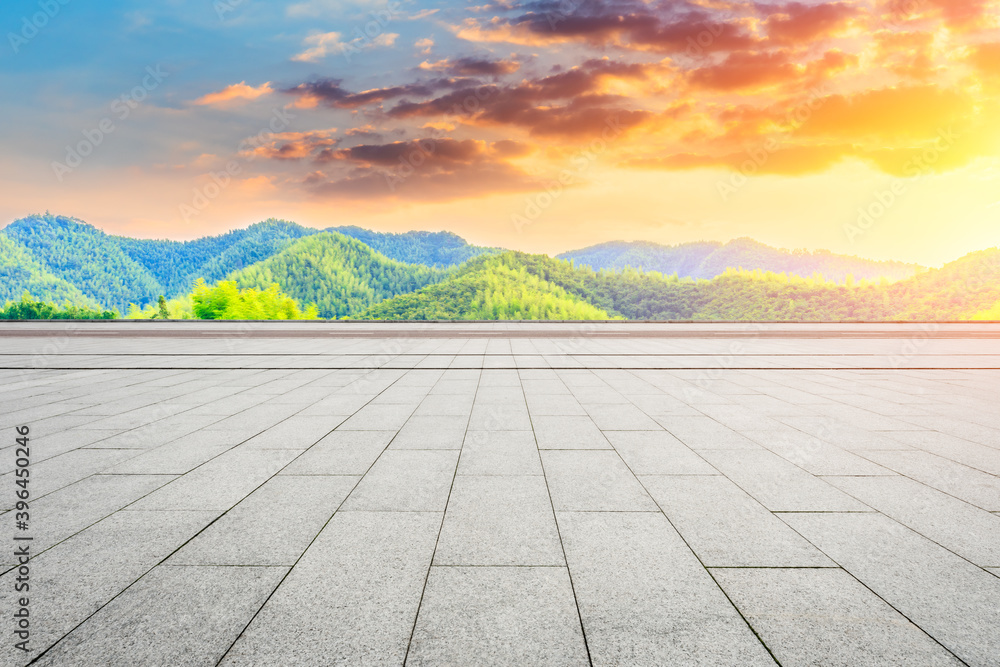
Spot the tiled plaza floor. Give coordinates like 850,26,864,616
1,322,999,666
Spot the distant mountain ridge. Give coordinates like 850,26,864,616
558,238,923,283
0,214,492,310
4,213,997,321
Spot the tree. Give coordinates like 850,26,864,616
154,296,170,319
190,279,320,320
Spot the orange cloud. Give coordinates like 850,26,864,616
193,81,273,107
302,139,540,201
874,31,939,80
794,86,970,141
764,2,860,44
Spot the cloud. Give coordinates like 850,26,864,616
419,56,521,76
762,2,860,44
242,130,340,160
283,77,473,109
627,143,853,175
686,51,802,91
874,31,939,80
387,60,657,137
415,37,435,55
192,81,274,107
292,30,398,63
794,86,970,141
454,0,762,55
408,8,439,20
293,32,346,63
970,42,1000,79
301,138,540,201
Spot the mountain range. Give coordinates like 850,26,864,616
558,239,922,282
2,213,999,320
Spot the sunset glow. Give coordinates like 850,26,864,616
3,0,1000,264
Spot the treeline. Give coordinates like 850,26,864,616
362,249,1000,321
0,215,491,312
1,295,116,320
230,233,448,318
362,262,613,320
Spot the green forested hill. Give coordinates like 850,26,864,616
0,234,103,308
330,226,496,267
229,232,448,318
114,218,315,296
3,214,164,310
3,213,998,321
559,237,922,283
884,248,1000,319
361,254,613,320
0,215,493,310
360,248,1000,321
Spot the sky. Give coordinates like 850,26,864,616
1,0,999,266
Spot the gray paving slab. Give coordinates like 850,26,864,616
5,474,175,562
407,566,588,666
584,403,662,430
525,393,588,415
240,415,344,449
698,450,872,512
532,415,611,449
103,429,252,475
33,565,286,667
861,449,1000,511
5,323,1000,665
1,448,144,502
434,475,563,566
281,429,395,475
341,450,459,512
778,415,911,450
558,511,775,666
468,402,532,430
339,403,417,430
605,430,717,474
642,475,834,567
825,475,1000,566
885,430,1000,476
390,414,468,449
0,510,215,666
428,379,479,395
203,404,301,432
170,475,359,565
743,429,893,476
84,413,223,449
129,448,298,511
712,568,963,666
219,511,440,666
781,512,1000,666
541,450,659,511
656,415,761,449
457,431,542,475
